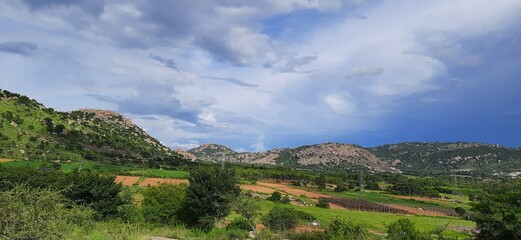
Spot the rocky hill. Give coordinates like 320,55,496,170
189,143,397,172
368,142,521,175
190,142,521,175
0,89,186,166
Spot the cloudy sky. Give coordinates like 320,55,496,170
1,0,520,151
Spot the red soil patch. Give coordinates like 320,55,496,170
240,184,276,194
382,204,448,217
115,176,140,186
139,178,188,187
257,182,330,199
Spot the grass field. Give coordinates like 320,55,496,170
0,160,189,178
253,199,473,238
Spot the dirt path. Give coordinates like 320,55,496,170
0,158,14,163
139,178,188,186
257,182,331,199
382,204,448,217
240,184,277,194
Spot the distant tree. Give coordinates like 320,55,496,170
182,164,240,231
281,195,291,204
316,198,330,208
315,175,327,190
267,191,282,202
234,197,261,238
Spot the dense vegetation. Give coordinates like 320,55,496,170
370,142,521,176
0,89,186,166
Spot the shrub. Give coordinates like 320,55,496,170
142,183,187,224
0,185,93,239
316,198,330,208
327,217,368,240
386,218,430,240
287,231,330,240
281,195,291,204
226,217,253,231
262,205,299,231
267,191,282,202
454,206,466,218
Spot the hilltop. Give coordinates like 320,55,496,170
190,142,521,175
0,89,186,166
189,143,397,172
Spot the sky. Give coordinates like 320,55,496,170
0,0,520,151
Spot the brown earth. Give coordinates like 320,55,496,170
240,184,277,194
115,175,140,186
139,178,188,186
293,225,325,233
0,158,14,162
257,182,330,199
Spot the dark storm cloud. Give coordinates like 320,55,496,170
149,54,178,71
0,41,38,56
201,76,258,88
22,0,105,16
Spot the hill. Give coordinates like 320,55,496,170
368,142,521,175
0,89,185,166
190,142,521,175
189,143,397,172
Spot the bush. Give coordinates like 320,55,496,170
316,198,330,208
226,217,253,231
263,205,299,231
267,191,282,202
386,218,430,240
327,217,368,240
287,231,330,240
142,183,187,224
454,207,466,218
281,195,291,204
0,185,93,239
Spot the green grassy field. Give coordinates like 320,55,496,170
0,160,189,178
252,199,474,238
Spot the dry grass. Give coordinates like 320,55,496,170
0,158,15,163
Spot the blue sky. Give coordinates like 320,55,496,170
0,0,520,151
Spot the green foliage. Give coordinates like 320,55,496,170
472,180,521,240
267,191,282,202
327,217,369,240
182,164,240,230
316,175,327,189
316,198,330,208
0,89,186,165
281,194,291,204
386,219,430,240
0,185,93,239
142,183,187,224
454,207,466,218
262,205,299,231
226,217,253,231
0,167,125,219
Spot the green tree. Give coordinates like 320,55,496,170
182,164,240,231
262,205,299,232
386,218,430,240
472,188,521,240
142,183,187,224
267,191,282,202
315,175,327,190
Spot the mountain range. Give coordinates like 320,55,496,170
1,89,520,175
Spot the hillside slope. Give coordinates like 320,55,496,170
368,142,521,175
189,143,397,172
0,89,185,166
